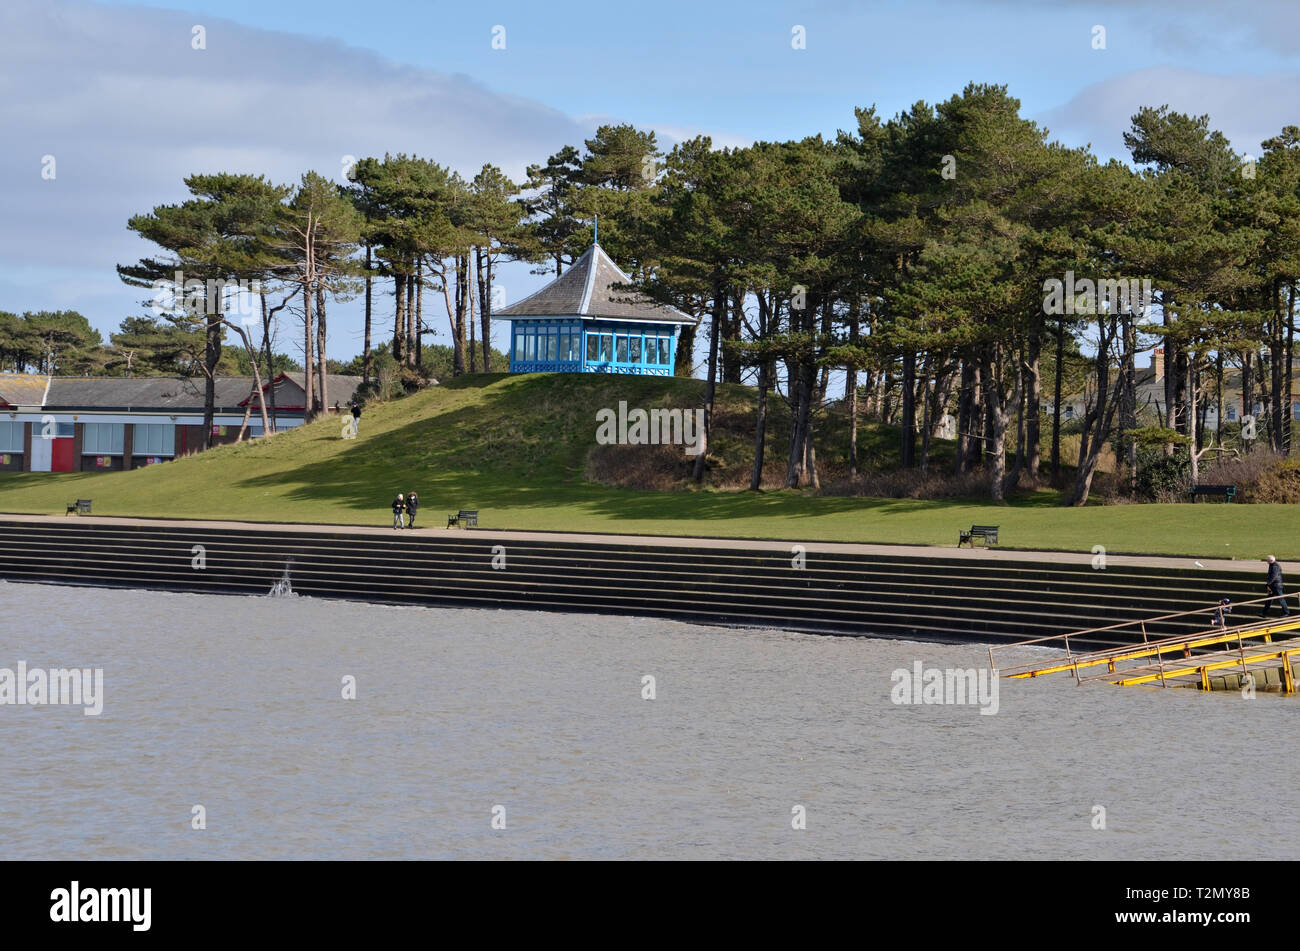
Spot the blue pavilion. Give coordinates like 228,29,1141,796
494,243,696,375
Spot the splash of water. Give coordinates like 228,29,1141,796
268,565,293,598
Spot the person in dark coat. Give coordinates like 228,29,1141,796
351,399,362,433
1260,555,1290,618
391,493,406,530
406,491,420,528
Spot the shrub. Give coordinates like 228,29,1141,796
1250,458,1300,503
1135,452,1190,501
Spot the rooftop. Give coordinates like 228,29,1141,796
0,373,361,411
493,243,697,325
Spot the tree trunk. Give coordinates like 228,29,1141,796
405,265,417,369
1287,282,1295,455
986,348,1021,502
453,256,467,376
966,359,984,472
1026,330,1041,479
955,358,972,474
1051,318,1063,479
302,284,315,423
1272,278,1285,452
393,272,406,365
415,260,424,371
478,247,493,372
226,321,270,439
363,243,373,385
751,292,771,491
1189,351,1200,484
473,259,483,374
675,323,696,377
315,285,328,413
900,351,916,468
261,292,278,434
692,278,723,483
1215,349,1224,450
846,304,859,479
202,305,222,449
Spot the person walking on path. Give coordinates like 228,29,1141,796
406,491,420,529
351,399,362,433
392,493,406,530
1260,555,1290,618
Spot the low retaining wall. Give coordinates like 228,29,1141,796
0,518,1274,647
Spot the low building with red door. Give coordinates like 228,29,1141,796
0,373,359,473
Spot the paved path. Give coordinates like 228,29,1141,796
2,512,1287,575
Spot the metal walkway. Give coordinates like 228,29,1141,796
989,594,1300,693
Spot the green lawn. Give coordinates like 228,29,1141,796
0,372,1293,560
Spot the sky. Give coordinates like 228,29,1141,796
2,0,1298,369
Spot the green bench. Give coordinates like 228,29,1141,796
1190,483,1236,503
959,524,999,548
447,509,478,529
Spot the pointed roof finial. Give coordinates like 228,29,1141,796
593,215,598,247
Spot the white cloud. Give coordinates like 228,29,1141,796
0,0,593,331
1036,67,1300,162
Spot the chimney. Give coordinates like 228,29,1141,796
1153,347,1164,381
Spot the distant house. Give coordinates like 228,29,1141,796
1046,348,1300,429
493,241,697,375
0,372,359,473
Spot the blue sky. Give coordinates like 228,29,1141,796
3,0,1298,368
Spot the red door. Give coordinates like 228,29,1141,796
50,437,75,472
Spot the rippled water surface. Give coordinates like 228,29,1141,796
2,580,1296,859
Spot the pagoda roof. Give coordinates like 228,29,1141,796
494,244,697,325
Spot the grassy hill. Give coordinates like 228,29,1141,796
0,372,1295,559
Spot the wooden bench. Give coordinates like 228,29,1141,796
65,499,92,516
447,509,478,529
1190,483,1236,503
959,524,999,548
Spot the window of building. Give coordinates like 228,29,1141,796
134,423,175,457
630,336,642,363
1064,405,1074,419
1227,407,1237,421
616,336,629,363
1293,402,1300,420
600,335,613,362
524,333,535,361
586,333,598,361
0,421,22,452
657,338,670,366
513,330,524,361
82,422,124,455
545,331,557,361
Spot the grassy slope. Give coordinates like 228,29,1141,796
0,372,1294,560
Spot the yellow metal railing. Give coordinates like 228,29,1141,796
987,595,1294,675
989,593,1300,692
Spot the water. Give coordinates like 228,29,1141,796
1,580,1296,859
